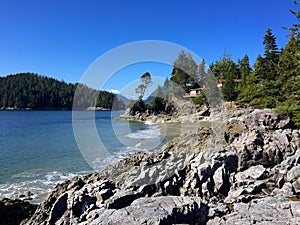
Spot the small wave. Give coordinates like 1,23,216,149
91,157,119,170
91,144,152,168
0,170,91,204
144,120,154,125
126,124,161,139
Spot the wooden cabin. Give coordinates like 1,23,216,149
188,79,242,97
189,87,204,97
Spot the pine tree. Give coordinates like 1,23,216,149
210,52,240,101
154,85,163,98
263,28,279,58
171,51,198,92
210,51,238,79
203,70,223,107
276,1,300,125
283,0,300,39
222,61,240,101
197,59,206,86
238,55,251,86
162,77,171,90
262,28,280,80
277,58,300,125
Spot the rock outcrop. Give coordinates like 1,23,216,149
18,109,300,224
0,198,37,225
115,97,210,124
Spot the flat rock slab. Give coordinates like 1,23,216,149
89,196,208,225
235,165,266,181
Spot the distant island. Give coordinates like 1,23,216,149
0,73,125,111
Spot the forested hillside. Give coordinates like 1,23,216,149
0,73,124,110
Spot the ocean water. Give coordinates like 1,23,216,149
0,110,169,203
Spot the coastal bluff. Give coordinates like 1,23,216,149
2,109,300,224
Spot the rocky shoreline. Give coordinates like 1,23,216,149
115,98,211,124
1,108,300,225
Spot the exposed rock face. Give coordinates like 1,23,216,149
89,196,208,225
224,118,247,143
208,196,300,225
21,109,300,224
0,198,37,225
116,97,210,124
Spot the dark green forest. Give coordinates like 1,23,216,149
0,73,124,110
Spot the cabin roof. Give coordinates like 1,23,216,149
189,87,204,91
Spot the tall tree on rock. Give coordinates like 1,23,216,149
135,72,152,101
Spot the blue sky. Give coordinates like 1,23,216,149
0,0,297,96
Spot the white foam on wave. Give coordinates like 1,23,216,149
77,123,165,178
91,143,153,169
0,170,91,204
126,124,161,139
144,120,154,125
91,156,119,170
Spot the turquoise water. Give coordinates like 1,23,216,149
0,110,168,203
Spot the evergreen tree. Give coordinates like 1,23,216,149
203,70,223,107
262,28,280,80
276,38,300,125
238,55,251,86
210,51,239,79
163,77,171,90
283,0,300,39
237,29,281,108
161,77,172,96
276,1,300,125
155,85,163,97
263,28,280,59
222,61,240,101
197,59,206,87
171,51,198,92
210,52,240,101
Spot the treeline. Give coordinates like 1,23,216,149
0,73,125,110
169,1,299,125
